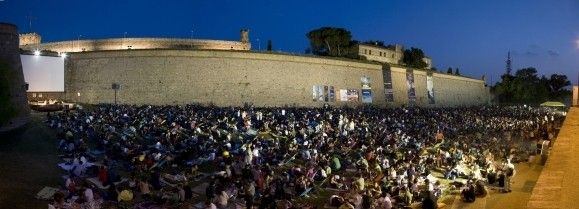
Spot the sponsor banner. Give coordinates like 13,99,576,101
427,73,435,104
382,66,394,102
361,89,372,103
361,76,371,89
340,89,348,101
329,86,335,102
347,89,359,102
323,85,329,102
406,69,416,104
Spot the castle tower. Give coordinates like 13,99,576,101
0,23,30,132
240,29,249,43
19,32,41,46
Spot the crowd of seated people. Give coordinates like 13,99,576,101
45,104,564,209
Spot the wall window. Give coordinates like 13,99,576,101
364,49,367,54
369,50,372,55
32,93,36,98
379,52,382,56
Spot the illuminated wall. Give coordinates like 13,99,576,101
63,49,490,107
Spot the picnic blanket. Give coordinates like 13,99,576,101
36,186,59,200
58,162,95,171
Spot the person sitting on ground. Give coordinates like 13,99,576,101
461,180,476,203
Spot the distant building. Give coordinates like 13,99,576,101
357,43,432,69
357,44,404,65
422,57,432,69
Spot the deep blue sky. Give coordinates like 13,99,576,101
1,0,578,85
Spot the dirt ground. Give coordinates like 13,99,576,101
0,112,62,208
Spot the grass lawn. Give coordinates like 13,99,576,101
0,112,62,208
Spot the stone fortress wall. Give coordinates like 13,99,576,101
20,38,251,53
20,29,251,53
63,49,490,107
0,23,30,132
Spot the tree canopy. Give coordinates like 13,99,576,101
403,48,428,69
492,67,571,104
306,27,353,57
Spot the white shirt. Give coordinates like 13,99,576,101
84,188,94,202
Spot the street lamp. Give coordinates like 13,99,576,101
33,50,40,56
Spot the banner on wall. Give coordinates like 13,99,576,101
426,73,435,104
361,76,371,89
329,86,335,102
312,85,317,101
382,66,394,102
312,85,324,102
406,69,416,104
339,89,348,101
323,86,329,102
361,89,372,103
347,89,359,102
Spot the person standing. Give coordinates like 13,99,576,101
504,160,516,193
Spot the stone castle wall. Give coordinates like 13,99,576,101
63,49,489,107
0,23,30,131
21,38,251,53
18,33,41,46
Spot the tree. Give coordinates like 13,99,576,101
431,67,438,72
454,68,460,75
267,40,272,51
447,67,453,74
546,74,571,100
403,48,428,69
491,67,555,104
306,27,353,57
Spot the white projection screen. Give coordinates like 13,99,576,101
21,55,65,92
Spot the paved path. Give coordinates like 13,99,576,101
527,107,579,209
448,159,544,209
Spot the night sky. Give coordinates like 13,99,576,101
1,0,578,85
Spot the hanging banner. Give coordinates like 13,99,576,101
312,85,317,101
382,66,394,102
347,89,359,102
339,89,348,101
427,73,435,104
329,86,335,102
361,76,371,89
323,85,329,102
406,69,416,104
317,85,324,102
361,89,372,103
